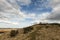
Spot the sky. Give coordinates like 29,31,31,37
0,0,60,28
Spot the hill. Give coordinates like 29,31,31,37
0,23,60,40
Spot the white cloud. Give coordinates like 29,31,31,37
17,0,31,5
0,0,26,21
0,20,19,25
0,0,60,28
33,13,50,23
0,0,35,28
46,0,60,21
0,0,27,27
49,0,60,8
25,13,36,19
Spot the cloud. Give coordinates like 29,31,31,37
47,6,60,20
49,0,60,8
0,0,36,28
0,0,26,21
46,0,60,22
0,0,60,28
33,13,50,23
17,0,31,5
0,19,19,25
0,0,27,27
34,0,60,23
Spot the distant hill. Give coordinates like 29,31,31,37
0,23,60,40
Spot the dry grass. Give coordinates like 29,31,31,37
0,23,60,40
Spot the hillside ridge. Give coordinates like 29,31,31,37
0,23,60,40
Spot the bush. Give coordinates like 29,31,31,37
10,30,18,37
23,27,33,34
45,26,49,29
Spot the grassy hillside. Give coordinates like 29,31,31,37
0,23,60,40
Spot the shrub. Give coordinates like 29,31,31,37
45,26,49,29
10,30,18,37
23,27,33,34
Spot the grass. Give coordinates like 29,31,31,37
0,23,60,40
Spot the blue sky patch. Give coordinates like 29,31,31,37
20,0,52,14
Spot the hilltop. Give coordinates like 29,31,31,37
0,23,60,40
